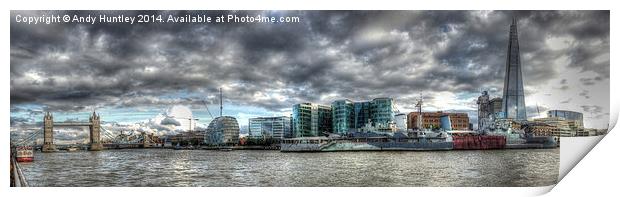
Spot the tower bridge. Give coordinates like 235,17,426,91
42,111,103,152
39,111,161,152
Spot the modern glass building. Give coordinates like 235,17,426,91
330,97,396,134
332,99,355,134
204,116,240,145
370,98,395,128
291,103,332,138
248,116,291,139
489,98,504,118
547,110,584,129
353,101,371,128
501,18,527,121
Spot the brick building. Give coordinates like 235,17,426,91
407,111,470,130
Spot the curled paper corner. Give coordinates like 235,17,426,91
558,135,606,181
534,185,556,196
555,105,618,190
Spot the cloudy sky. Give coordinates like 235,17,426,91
10,10,610,134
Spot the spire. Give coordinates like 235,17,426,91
92,110,99,119
501,17,527,121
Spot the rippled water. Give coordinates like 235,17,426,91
20,149,559,187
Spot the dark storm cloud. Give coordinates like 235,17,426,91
580,105,604,114
579,90,591,99
555,85,570,91
10,10,609,114
579,77,602,86
560,98,572,104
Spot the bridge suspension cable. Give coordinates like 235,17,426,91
100,126,153,145
12,129,42,146
101,128,116,140
100,127,123,143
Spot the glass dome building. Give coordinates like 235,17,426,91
205,116,240,146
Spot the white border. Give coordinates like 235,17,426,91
3,0,618,197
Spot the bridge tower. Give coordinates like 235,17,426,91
142,132,152,148
89,111,103,151
42,112,57,152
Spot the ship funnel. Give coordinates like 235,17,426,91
440,115,452,131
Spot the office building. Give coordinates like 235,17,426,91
547,110,584,129
292,103,332,137
407,111,470,130
489,98,503,118
248,116,291,139
331,97,396,134
353,101,372,129
332,99,355,134
205,116,240,145
370,98,395,128
532,117,576,137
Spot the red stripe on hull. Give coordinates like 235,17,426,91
16,157,34,162
453,135,506,150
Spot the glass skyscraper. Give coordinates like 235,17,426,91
502,18,527,121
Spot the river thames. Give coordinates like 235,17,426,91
20,148,559,187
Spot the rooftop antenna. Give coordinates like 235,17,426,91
219,87,223,117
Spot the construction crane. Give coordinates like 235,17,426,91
201,100,214,119
168,116,199,131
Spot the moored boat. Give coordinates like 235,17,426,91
449,131,506,150
281,131,454,152
67,146,79,152
16,146,34,162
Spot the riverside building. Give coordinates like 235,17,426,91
291,103,332,137
547,110,584,129
332,99,355,134
331,98,396,135
532,117,577,137
407,111,470,130
205,116,240,145
248,116,291,139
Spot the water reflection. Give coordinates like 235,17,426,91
20,149,559,187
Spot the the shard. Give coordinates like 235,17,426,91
501,17,527,121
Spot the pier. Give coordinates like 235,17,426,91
10,150,29,187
